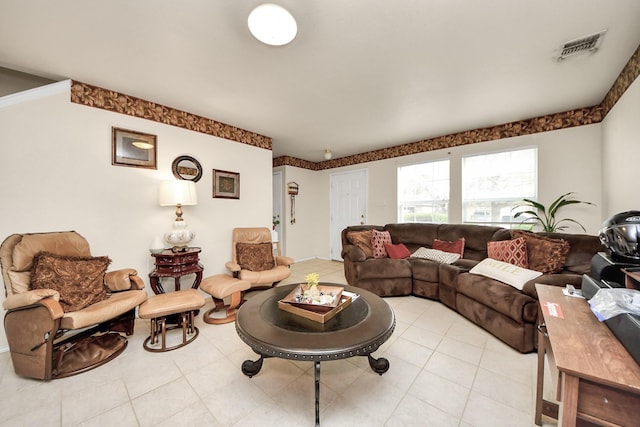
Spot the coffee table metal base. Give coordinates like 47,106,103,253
241,353,390,427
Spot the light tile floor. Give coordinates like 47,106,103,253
0,259,558,426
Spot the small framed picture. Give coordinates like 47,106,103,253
111,127,157,169
213,169,240,199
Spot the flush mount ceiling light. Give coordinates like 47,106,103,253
248,3,297,46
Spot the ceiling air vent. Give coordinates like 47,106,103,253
557,30,606,60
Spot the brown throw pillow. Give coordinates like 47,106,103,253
511,230,570,274
30,252,111,312
347,230,374,258
236,242,275,272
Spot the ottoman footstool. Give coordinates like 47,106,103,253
200,274,251,324
138,289,205,352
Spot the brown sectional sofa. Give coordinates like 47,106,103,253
341,223,604,353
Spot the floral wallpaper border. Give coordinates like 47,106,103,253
68,43,639,172
275,44,640,171
273,106,603,171
70,81,272,150
601,45,640,116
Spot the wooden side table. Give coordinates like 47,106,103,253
535,284,640,426
149,247,204,295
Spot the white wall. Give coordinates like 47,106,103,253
602,75,640,217
275,165,328,261
278,124,604,261
0,81,273,350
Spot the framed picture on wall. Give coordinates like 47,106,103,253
111,127,157,169
212,169,240,199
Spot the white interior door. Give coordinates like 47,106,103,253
330,169,368,260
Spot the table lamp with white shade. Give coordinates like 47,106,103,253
159,180,198,252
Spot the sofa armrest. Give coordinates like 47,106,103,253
105,268,144,292
3,289,60,311
3,290,64,320
276,255,294,267
342,245,366,262
521,273,583,299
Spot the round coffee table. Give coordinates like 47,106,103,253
235,283,395,426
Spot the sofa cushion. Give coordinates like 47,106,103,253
60,289,148,330
347,230,374,258
371,230,392,258
236,242,275,272
384,223,440,247
437,224,509,261
433,238,465,257
407,258,441,283
469,258,542,291
487,237,528,268
411,247,460,264
12,231,91,272
8,231,92,294
538,232,604,274
456,271,539,323
511,230,570,274
30,252,111,312
384,243,411,259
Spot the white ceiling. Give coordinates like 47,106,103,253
1,1,639,162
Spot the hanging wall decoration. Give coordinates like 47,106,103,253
172,155,203,182
287,182,299,224
111,127,157,169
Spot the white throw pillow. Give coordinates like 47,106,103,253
411,247,460,264
469,258,542,290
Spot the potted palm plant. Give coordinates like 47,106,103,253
512,192,595,232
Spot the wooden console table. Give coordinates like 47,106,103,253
535,284,640,426
149,247,203,295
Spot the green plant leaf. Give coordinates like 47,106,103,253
554,218,587,232
547,192,572,216
513,192,594,232
513,209,540,219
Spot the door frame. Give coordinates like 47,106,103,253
272,170,283,253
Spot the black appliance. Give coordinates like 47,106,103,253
582,211,640,365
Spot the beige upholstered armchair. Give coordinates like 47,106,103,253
1,231,148,380
225,227,294,289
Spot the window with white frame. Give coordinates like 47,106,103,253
398,159,450,223
462,148,537,227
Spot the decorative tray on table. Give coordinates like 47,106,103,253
278,285,354,323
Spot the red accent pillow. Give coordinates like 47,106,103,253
384,243,411,259
433,238,465,257
487,237,529,268
371,230,392,258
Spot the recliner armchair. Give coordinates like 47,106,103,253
1,231,148,380
225,227,294,289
